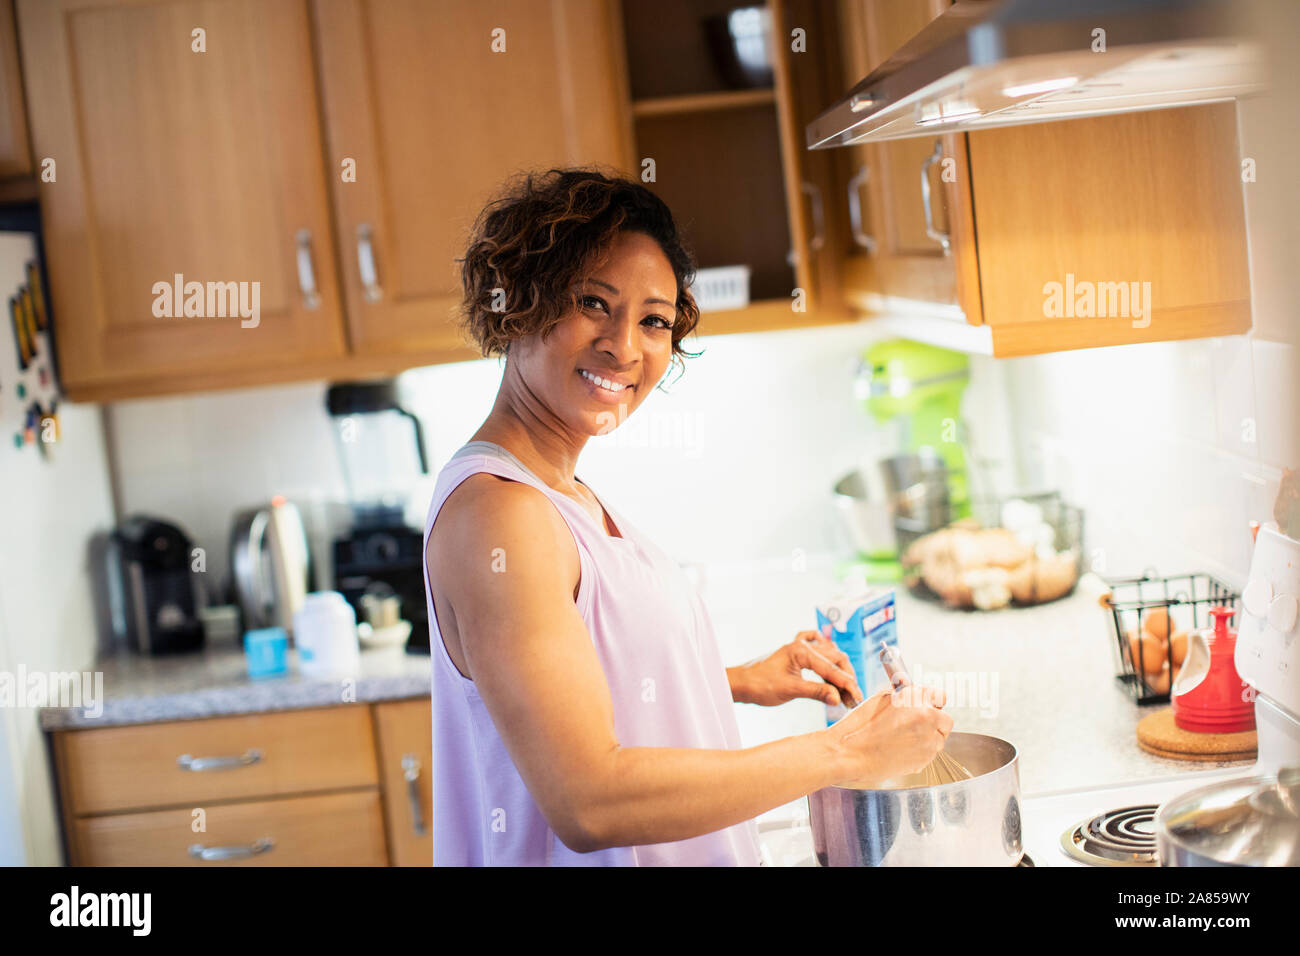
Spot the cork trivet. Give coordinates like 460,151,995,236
1136,708,1257,761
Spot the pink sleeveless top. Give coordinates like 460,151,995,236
422,440,761,866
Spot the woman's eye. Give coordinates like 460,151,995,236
581,294,607,312
645,315,672,330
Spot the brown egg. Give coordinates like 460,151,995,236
1128,628,1168,675
1143,607,1172,641
1170,630,1188,667
1145,665,1171,695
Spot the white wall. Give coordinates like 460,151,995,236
0,397,114,866
0,233,115,872
106,384,349,603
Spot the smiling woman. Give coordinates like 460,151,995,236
421,167,951,866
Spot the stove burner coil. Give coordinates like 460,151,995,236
1060,804,1159,866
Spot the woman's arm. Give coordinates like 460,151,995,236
429,476,947,852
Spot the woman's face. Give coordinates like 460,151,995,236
511,230,678,436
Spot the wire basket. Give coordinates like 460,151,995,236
1102,571,1239,704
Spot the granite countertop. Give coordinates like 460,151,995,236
39,644,431,731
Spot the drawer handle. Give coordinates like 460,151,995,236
188,837,275,861
356,224,383,303
177,748,263,772
920,140,951,255
402,753,427,836
295,229,322,310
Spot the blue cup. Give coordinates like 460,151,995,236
244,627,288,680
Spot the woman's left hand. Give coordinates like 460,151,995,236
728,628,863,708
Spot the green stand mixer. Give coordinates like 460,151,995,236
834,339,972,584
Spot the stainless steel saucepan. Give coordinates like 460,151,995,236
808,732,1023,866
1156,766,1300,866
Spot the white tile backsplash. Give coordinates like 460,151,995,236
105,315,1295,600
108,320,1019,578
999,332,1294,591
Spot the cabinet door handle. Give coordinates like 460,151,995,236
787,182,826,267
920,140,951,255
802,181,825,252
177,748,263,772
847,164,877,254
356,224,383,303
295,229,322,310
188,837,275,861
401,753,428,836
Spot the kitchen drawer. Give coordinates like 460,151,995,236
75,790,388,866
57,707,379,814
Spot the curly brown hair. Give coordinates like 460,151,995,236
456,167,703,384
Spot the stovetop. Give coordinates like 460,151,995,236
1019,764,1251,867
757,764,1254,867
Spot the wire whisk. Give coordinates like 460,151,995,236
877,643,973,785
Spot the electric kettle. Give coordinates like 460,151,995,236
229,497,311,635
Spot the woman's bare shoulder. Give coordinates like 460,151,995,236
427,472,578,583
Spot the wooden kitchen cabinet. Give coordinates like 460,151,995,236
825,0,1251,354
966,104,1251,354
17,0,350,394
832,0,980,318
770,0,852,321
0,0,30,179
614,0,855,336
311,0,635,358
75,790,388,867
56,707,379,815
372,697,433,866
13,0,1255,400
17,0,635,400
50,701,434,866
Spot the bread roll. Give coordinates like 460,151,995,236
1008,552,1079,604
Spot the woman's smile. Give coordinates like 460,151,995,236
577,367,636,404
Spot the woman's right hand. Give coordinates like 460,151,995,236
823,684,953,788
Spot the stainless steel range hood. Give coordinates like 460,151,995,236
807,0,1264,149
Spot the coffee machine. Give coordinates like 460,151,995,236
327,380,430,652
104,515,204,654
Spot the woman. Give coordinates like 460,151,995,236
423,167,952,866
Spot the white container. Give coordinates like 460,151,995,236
292,591,360,678
690,265,751,312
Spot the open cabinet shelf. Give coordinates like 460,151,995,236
633,103,795,303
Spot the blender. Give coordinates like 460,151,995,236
327,380,432,652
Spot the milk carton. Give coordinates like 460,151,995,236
815,587,899,725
